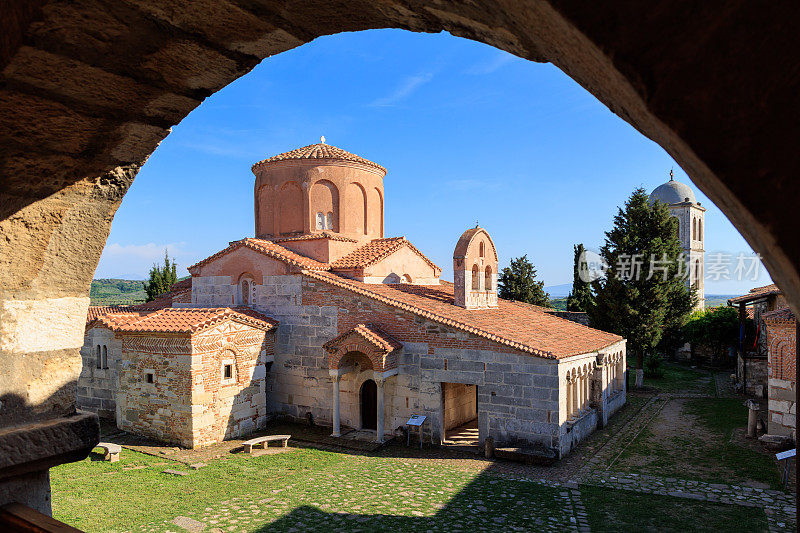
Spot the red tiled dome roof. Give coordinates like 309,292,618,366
251,143,386,173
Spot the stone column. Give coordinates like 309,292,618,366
331,374,341,437
376,377,385,443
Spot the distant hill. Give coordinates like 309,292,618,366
90,279,146,305
544,283,572,298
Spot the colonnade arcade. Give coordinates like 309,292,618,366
565,349,626,421
323,325,402,443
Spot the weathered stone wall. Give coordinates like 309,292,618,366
77,326,121,419
117,335,194,447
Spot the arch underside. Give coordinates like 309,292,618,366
0,1,799,499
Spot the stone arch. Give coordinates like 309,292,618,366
310,179,339,232
3,4,800,514
256,184,274,236
369,187,384,237
278,181,303,234
238,272,255,305
471,264,480,291
345,182,368,236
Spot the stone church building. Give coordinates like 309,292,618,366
80,141,627,458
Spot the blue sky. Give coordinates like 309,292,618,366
97,29,771,295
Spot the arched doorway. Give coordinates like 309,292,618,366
360,379,378,431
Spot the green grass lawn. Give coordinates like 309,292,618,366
613,397,782,489
52,447,575,532
632,361,717,395
51,444,771,532
580,485,768,532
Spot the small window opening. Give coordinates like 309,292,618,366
102,345,108,369
479,241,485,257
316,211,324,230
223,364,233,380
471,264,480,291
145,372,154,384
325,212,334,230
485,266,492,292
95,345,102,369
241,279,250,305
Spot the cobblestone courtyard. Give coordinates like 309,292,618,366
51,365,796,532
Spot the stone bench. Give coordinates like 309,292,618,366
95,442,122,462
242,435,291,455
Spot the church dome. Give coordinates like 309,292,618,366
649,177,696,205
252,141,386,174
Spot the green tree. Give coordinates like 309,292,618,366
566,243,594,312
587,188,695,387
498,255,551,307
143,250,178,302
682,306,743,365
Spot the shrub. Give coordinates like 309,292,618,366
644,353,664,378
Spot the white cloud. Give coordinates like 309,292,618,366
464,52,520,75
369,72,434,107
94,242,192,280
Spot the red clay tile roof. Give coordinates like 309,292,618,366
763,307,796,323
251,143,386,174
273,232,358,244
323,323,402,354
330,237,441,274
728,284,781,305
303,271,622,358
188,238,330,273
87,305,130,322
113,307,278,334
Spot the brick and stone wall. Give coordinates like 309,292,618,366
766,319,796,439
77,326,121,419
117,335,194,447
190,322,274,447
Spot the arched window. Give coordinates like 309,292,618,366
692,218,696,240
325,212,334,230
479,241,485,258
241,279,251,305
698,219,702,241
471,264,480,291
102,345,108,369
95,345,102,369
694,259,700,280
484,266,492,292
221,349,236,384
315,211,325,230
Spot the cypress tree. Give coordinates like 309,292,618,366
566,243,594,312
498,255,551,307
144,250,178,302
587,188,695,387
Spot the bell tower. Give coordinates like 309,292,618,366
453,226,498,309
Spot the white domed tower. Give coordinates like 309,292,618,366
649,171,705,309
453,226,498,309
